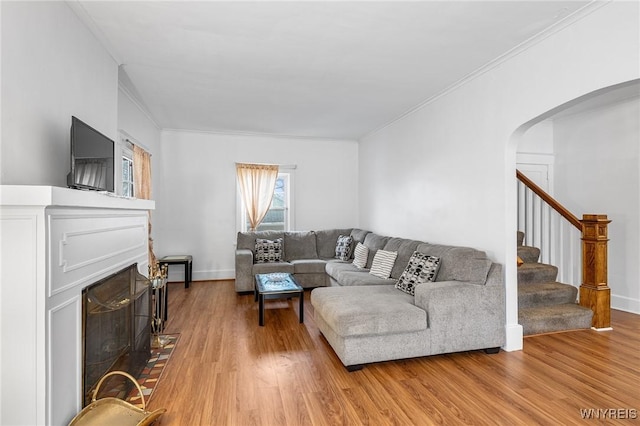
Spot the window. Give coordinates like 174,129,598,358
118,134,136,198
240,171,293,232
122,155,134,197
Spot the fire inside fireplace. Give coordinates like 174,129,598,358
82,263,151,406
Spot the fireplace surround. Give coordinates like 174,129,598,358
0,185,154,426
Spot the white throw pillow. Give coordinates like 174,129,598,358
369,249,398,279
352,242,369,269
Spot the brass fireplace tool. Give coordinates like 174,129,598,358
149,262,169,349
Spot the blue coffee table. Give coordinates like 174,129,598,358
254,273,304,326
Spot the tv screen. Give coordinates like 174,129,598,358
67,116,115,192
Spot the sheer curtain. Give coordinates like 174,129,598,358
133,145,156,266
236,163,279,231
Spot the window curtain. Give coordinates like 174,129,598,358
133,145,157,267
236,163,279,231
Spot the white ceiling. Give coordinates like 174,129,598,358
74,1,592,139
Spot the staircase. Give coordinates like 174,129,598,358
517,231,593,335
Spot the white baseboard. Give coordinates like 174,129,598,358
612,294,640,315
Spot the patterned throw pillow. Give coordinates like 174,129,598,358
335,235,353,261
352,242,369,269
255,238,283,263
395,251,441,295
369,249,398,279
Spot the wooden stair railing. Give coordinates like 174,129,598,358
516,170,611,329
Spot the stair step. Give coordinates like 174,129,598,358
519,304,593,336
517,231,525,246
517,246,540,263
518,282,578,308
518,263,558,285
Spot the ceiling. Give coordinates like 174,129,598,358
73,1,592,140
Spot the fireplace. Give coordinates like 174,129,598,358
82,263,151,406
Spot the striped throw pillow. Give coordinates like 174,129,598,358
352,242,369,269
369,249,398,279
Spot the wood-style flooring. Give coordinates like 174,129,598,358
149,280,640,425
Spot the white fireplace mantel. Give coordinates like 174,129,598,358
0,185,155,426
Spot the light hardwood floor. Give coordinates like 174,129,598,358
149,280,640,425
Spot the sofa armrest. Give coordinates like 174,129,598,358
235,249,254,292
414,263,505,354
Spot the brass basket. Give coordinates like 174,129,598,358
68,371,166,426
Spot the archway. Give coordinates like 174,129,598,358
506,79,640,346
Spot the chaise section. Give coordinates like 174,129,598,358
311,285,431,367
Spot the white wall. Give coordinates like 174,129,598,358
359,2,639,350
554,97,640,314
1,2,118,186
155,130,359,281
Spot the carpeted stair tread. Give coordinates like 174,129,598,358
517,262,558,285
519,304,593,336
517,246,540,263
518,282,578,308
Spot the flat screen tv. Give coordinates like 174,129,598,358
67,116,115,192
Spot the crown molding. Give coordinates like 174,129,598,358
118,80,162,131
161,127,359,143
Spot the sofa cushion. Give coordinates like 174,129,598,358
284,231,318,261
395,252,441,295
311,285,427,337
337,270,395,286
315,228,353,259
325,260,358,281
255,238,283,263
352,242,369,268
362,233,391,269
291,259,327,274
383,238,423,279
369,250,398,279
416,243,492,284
350,229,370,250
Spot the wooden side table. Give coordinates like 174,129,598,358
158,255,193,289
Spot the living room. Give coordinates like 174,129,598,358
1,1,639,425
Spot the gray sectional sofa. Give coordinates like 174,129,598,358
235,228,505,369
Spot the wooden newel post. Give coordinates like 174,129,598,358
579,214,611,329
